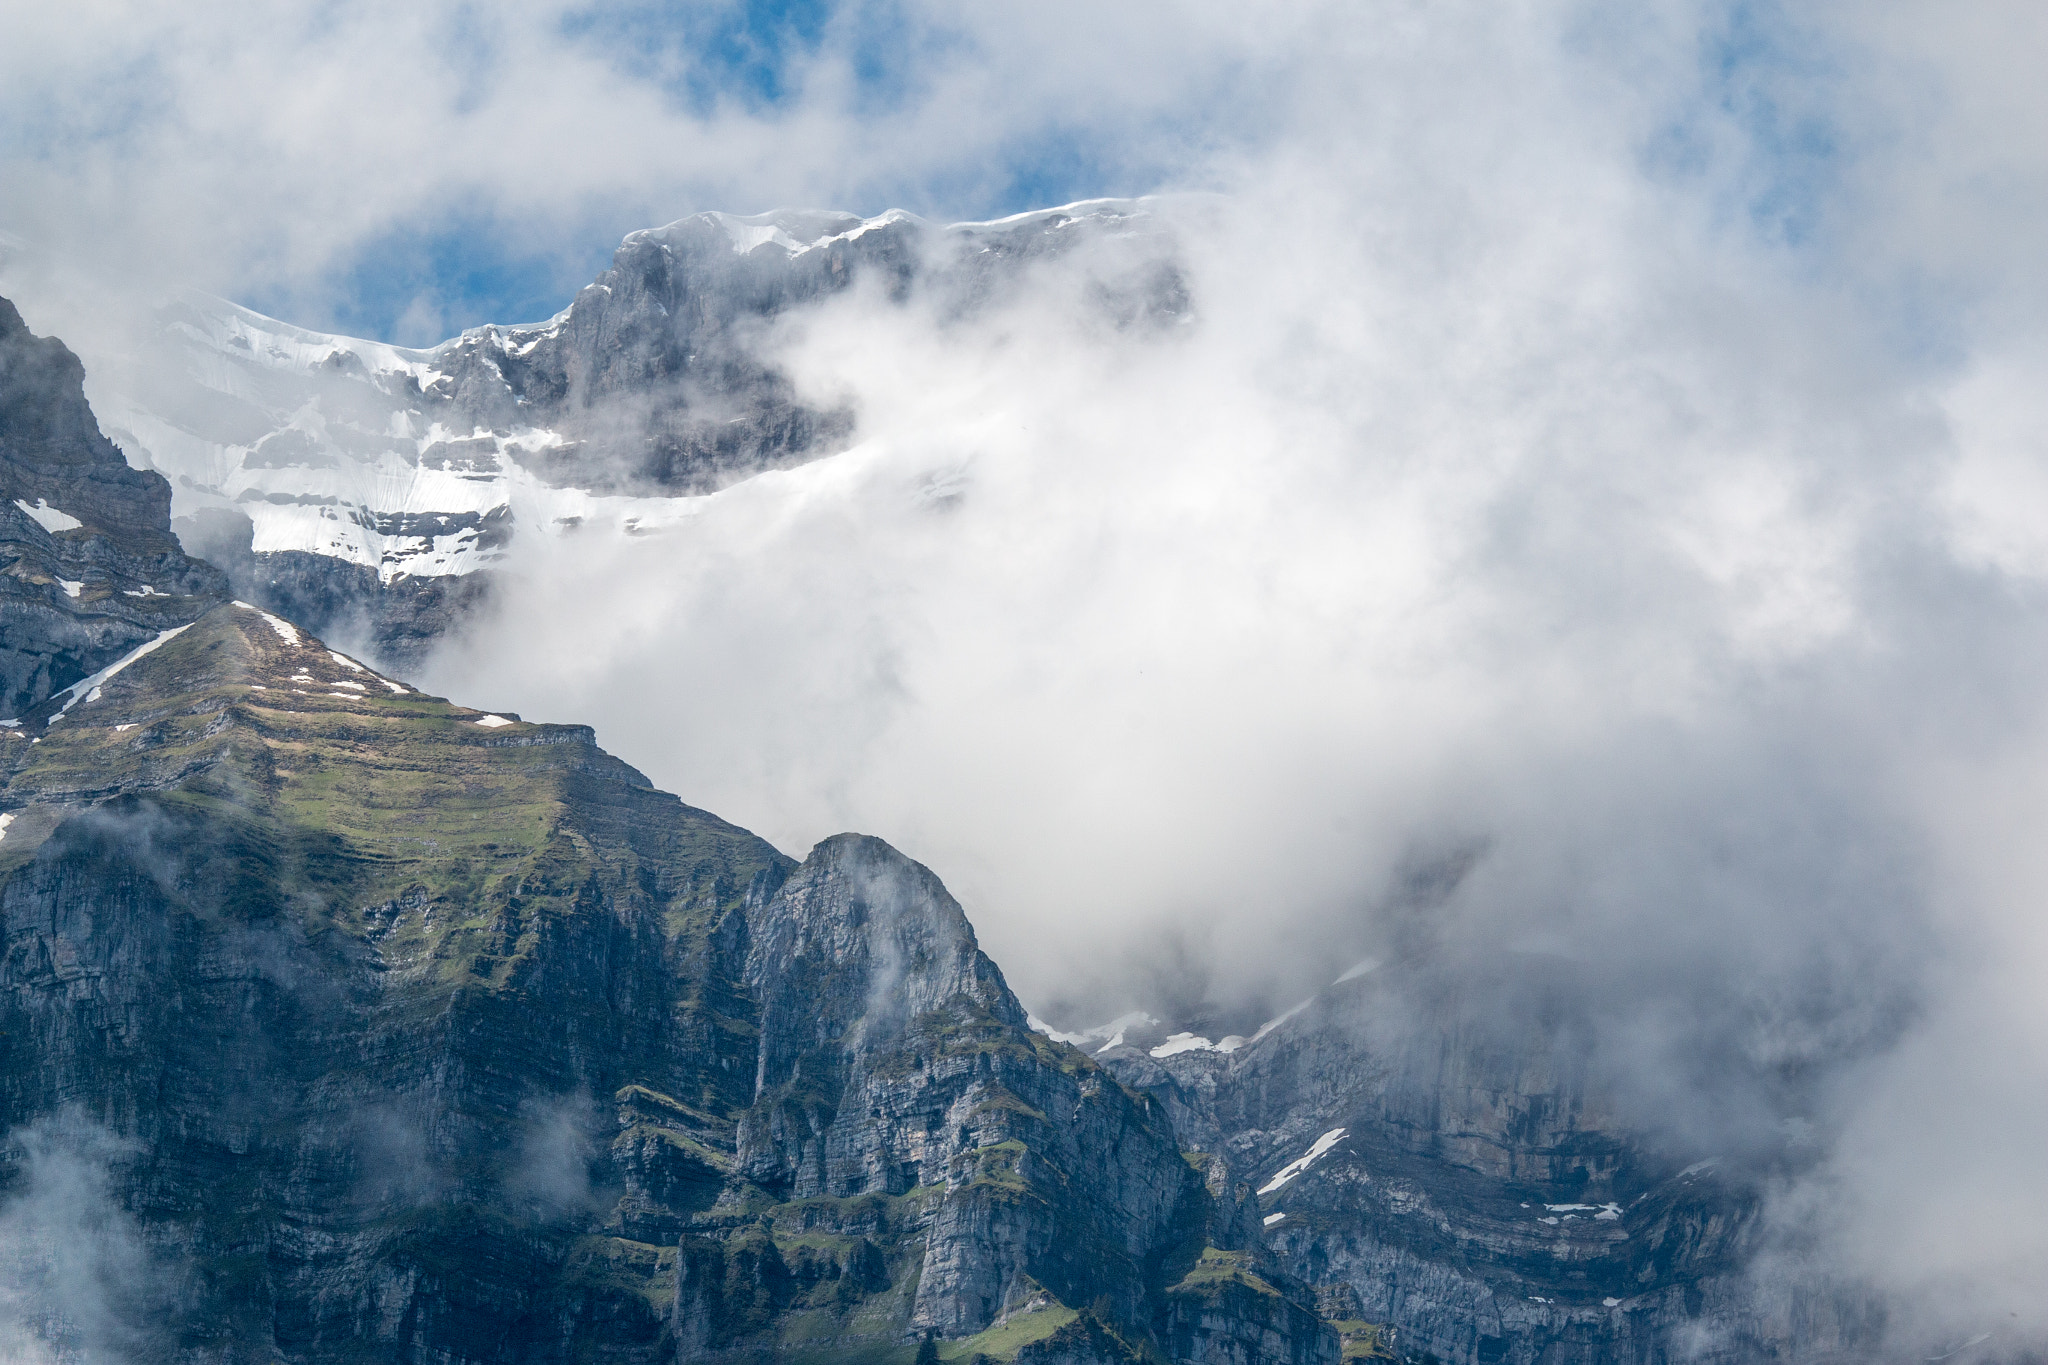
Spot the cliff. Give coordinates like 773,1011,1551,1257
0,296,227,716
0,602,1333,1364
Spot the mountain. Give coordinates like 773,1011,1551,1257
73,202,1188,667
0,531,1331,1358
0,297,226,717
1088,967,1882,1364
0,251,1972,1363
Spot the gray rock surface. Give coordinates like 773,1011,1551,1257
1097,964,1890,1364
0,296,227,715
0,602,1331,1364
86,201,1192,669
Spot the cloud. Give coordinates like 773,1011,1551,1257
397,3,2048,1343
507,1092,599,1218
0,0,1314,338
0,1114,176,1363
9,0,2048,1349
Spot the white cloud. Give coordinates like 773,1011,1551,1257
8,0,2048,1347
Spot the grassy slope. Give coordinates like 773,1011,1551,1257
0,604,795,1352
2,603,787,996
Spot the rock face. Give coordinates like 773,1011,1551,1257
0,279,1919,1365
1095,967,1886,1365
0,599,1334,1365
80,201,1189,668
0,296,227,715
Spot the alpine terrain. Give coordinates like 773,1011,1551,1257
46,202,1189,667
0,212,1940,1364
0,294,1330,1364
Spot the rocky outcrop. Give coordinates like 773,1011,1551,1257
0,603,791,1362
676,831,1335,1360
1163,1250,1335,1365
85,201,1193,666
427,203,1187,498
172,507,491,674
1097,966,1888,1365
0,601,1333,1365
0,296,226,714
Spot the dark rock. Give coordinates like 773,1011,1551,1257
0,604,1332,1365
0,296,228,715
1100,964,1888,1364
174,506,489,673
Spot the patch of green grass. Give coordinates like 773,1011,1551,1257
565,1236,677,1311
1169,1247,1282,1299
956,1139,1034,1195
615,1121,732,1171
1326,1320,1393,1360
935,1301,1080,1362
967,1088,1047,1124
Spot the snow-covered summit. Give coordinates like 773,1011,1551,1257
68,196,1188,664
627,207,924,257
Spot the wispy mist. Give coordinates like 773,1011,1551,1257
0,1115,173,1363
5,0,2047,1349
407,5,2048,1341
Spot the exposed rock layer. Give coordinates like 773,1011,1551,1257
1097,972,1888,1364
0,296,226,714
0,603,1332,1365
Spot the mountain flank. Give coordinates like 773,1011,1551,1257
0,598,1336,1364
0,297,226,717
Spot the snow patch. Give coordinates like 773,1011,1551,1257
0,812,12,842
1603,1298,1623,1308
1256,1127,1348,1196
473,714,513,728
1029,1011,1160,1054
14,498,81,532
124,585,167,597
56,578,83,598
115,724,135,732
948,198,1150,233
44,625,192,724
1262,1213,1286,1226
234,601,301,644
677,208,918,258
1248,999,1314,1046
329,651,366,672
1150,1031,1252,1058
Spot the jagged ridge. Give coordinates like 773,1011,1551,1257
0,602,1333,1365
0,296,227,716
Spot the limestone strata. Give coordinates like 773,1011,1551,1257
1099,970,1886,1364
0,604,1332,1365
0,296,226,715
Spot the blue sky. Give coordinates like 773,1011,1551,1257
248,0,1148,342
240,0,1853,345
1,0,2010,354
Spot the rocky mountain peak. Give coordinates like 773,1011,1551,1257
0,585,1335,1364
746,831,1026,1063
0,294,227,718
